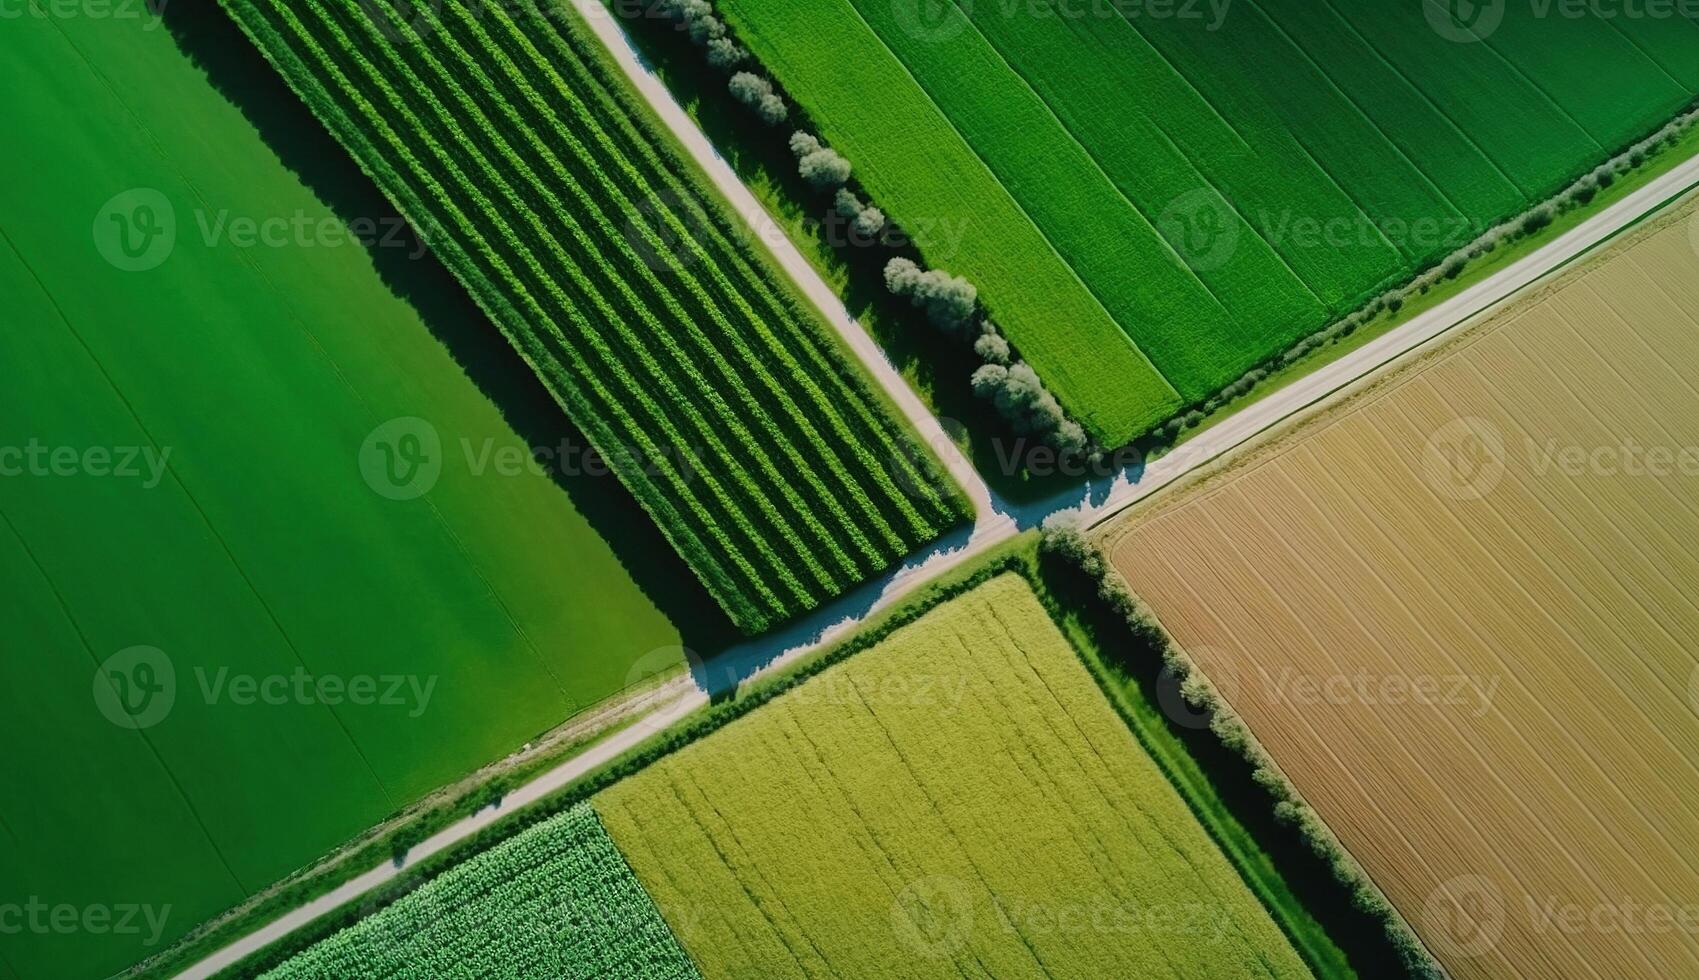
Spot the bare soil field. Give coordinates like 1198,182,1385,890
1102,200,1699,979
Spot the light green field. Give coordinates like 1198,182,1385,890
597,575,1311,978
714,0,1699,445
0,9,693,978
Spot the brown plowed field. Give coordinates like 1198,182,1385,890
1102,201,1699,980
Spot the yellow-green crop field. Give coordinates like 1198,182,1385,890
597,574,1312,978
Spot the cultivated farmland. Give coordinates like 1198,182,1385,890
262,803,697,980
597,574,1312,978
1103,203,1699,978
712,0,1699,444
218,0,968,633
0,7,706,977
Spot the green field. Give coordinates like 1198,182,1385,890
260,803,697,979
597,574,1312,977
0,9,701,978
216,0,968,632
713,0,1699,445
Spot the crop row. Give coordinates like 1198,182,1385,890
261,803,698,978
218,0,965,631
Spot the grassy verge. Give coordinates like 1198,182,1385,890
126,700,655,980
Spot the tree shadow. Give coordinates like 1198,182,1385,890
159,0,738,652
615,12,1088,506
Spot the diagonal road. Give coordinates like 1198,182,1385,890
169,5,1699,975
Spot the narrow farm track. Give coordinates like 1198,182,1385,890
168,9,1699,975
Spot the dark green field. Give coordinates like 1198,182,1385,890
0,8,701,977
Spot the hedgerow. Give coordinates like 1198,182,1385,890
1039,516,1444,980
217,0,968,632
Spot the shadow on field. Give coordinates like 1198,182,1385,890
160,0,738,653
611,11,1086,505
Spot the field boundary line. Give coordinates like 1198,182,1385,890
1084,152,1699,542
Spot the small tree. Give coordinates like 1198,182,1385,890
790,131,851,188
728,72,786,126
833,188,885,238
972,329,1010,366
705,37,747,69
882,257,976,334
